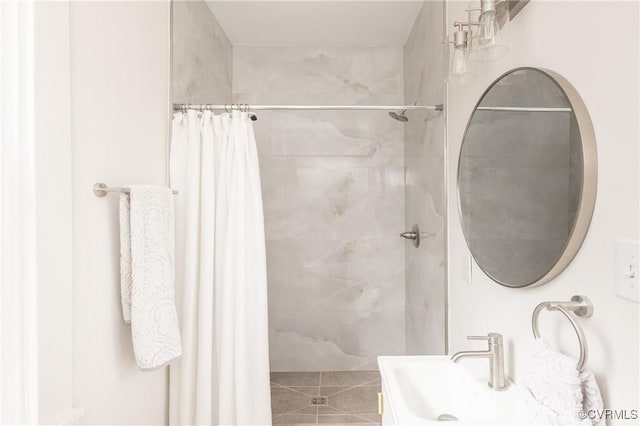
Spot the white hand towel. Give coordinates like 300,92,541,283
580,369,605,426
516,338,603,425
119,192,133,323
119,185,182,370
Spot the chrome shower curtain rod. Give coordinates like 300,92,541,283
172,104,571,113
173,103,444,112
477,106,572,112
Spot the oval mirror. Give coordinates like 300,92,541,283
458,68,597,288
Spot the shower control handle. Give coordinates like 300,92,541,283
400,224,434,248
400,231,418,240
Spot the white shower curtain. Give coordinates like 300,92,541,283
0,1,39,424
169,110,272,425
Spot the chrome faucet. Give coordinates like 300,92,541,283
451,333,508,391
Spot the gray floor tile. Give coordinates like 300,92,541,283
320,386,350,397
271,372,321,387
313,424,373,426
317,406,343,414
317,414,375,424
272,414,318,424
285,386,321,396
320,371,380,387
357,413,382,422
321,384,381,397
326,386,380,414
289,406,319,415
271,371,382,423
271,386,314,414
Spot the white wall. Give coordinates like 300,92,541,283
70,2,171,424
446,0,639,417
34,3,74,424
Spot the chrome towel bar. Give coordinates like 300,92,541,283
531,295,593,372
93,182,178,197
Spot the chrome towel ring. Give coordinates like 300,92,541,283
531,295,593,372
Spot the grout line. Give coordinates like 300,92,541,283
349,413,380,424
269,383,322,419
320,403,377,424
360,378,381,386
270,382,317,397
317,371,322,423
321,371,372,387
273,403,316,418
321,381,379,397
314,373,319,423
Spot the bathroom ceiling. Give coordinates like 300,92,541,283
205,1,425,46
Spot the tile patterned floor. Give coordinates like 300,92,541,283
271,371,382,425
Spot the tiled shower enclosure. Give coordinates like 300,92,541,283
172,0,445,418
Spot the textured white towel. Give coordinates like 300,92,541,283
516,338,604,425
119,185,182,370
119,192,133,322
580,369,605,426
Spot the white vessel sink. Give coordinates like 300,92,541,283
378,356,518,425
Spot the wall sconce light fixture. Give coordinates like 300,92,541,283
472,0,510,61
450,23,473,79
448,0,509,79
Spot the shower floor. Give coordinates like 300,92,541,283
270,371,382,425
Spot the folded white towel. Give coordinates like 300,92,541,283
119,185,182,370
516,338,603,425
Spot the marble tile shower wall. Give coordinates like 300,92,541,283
233,46,407,371
403,1,446,355
171,1,232,103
